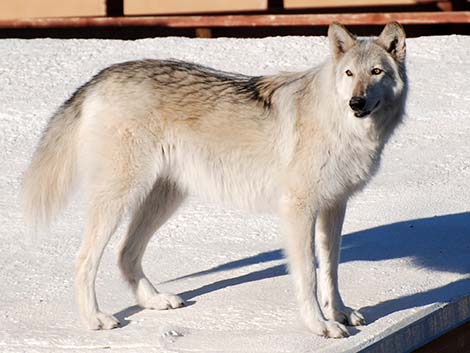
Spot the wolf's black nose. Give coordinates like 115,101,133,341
349,96,366,111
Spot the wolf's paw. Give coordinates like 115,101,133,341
140,293,185,310
84,312,119,330
305,318,349,338
325,307,365,327
347,309,366,326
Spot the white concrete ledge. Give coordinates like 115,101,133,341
345,294,470,353
1,34,469,352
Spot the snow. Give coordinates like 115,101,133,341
1,34,469,353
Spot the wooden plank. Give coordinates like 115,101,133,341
195,28,212,38
0,12,468,29
285,0,426,8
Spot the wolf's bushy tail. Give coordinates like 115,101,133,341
22,89,86,231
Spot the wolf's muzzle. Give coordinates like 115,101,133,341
349,96,366,111
349,96,377,118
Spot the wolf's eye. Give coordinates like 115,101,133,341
345,70,353,77
371,68,383,75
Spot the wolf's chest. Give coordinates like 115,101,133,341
318,135,381,199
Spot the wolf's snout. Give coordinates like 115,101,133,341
349,96,366,111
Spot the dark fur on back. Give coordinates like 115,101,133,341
90,59,294,110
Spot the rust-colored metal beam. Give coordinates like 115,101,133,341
0,12,468,29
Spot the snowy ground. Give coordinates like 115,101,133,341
0,33,469,353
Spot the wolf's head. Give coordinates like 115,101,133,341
328,22,406,119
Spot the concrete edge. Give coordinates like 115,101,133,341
345,294,470,353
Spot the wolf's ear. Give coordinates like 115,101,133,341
328,22,357,61
376,22,406,62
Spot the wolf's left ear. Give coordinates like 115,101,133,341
328,22,357,61
376,22,406,62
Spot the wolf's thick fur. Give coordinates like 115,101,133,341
23,23,407,337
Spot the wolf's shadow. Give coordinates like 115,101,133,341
116,212,470,325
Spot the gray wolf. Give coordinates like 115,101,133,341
23,22,407,338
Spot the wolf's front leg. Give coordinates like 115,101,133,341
281,195,349,338
316,201,365,327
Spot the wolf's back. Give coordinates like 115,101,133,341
22,85,88,231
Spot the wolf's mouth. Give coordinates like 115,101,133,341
354,111,370,118
354,100,380,118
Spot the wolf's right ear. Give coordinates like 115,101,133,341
328,22,357,61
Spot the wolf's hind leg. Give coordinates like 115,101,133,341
75,199,122,330
75,123,162,330
118,178,186,310
316,201,365,326
75,176,153,330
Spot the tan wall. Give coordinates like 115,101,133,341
124,0,268,16
0,0,106,20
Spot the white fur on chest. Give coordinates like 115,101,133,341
316,120,381,202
